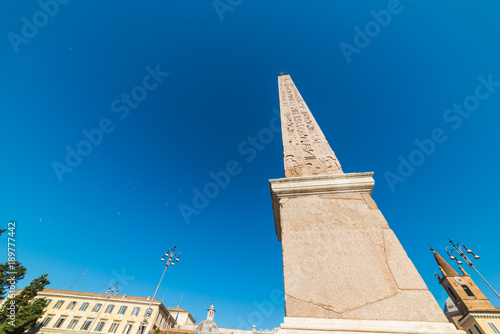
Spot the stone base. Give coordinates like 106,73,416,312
269,173,449,322
277,317,465,334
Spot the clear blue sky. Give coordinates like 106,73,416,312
1,0,500,330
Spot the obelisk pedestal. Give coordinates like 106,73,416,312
269,74,464,334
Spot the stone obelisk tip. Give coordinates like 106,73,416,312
278,75,343,177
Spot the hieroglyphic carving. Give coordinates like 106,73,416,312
278,75,343,177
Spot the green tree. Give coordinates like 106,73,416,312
0,262,27,300
0,275,50,334
0,225,26,299
0,225,50,334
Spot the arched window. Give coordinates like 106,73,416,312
448,287,458,300
462,285,475,297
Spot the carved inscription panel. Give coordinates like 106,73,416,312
278,75,343,177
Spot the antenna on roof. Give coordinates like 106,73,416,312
177,292,184,308
174,292,184,325
161,288,168,302
106,282,119,295
68,269,87,291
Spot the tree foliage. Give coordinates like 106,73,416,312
0,226,50,334
0,227,26,299
0,262,26,300
0,275,50,334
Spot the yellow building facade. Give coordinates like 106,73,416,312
26,289,175,334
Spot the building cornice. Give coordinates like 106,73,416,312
38,291,161,306
269,172,375,241
459,311,500,326
269,172,374,198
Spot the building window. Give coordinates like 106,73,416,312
54,318,66,328
105,305,115,314
67,319,79,330
136,325,146,334
118,306,128,315
45,299,52,307
487,322,500,334
54,300,65,309
81,320,92,330
66,301,77,310
462,285,475,297
80,302,90,311
131,307,140,316
40,317,53,327
145,308,153,320
109,322,119,333
473,324,484,334
467,329,473,334
96,321,106,332
123,324,133,334
92,303,103,312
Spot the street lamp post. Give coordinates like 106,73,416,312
142,247,181,334
446,239,500,299
86,283,119,334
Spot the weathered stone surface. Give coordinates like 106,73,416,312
270,173,376,241
270,75,453,327
383,229,430,291
342,290,447,322
273,185,449,322
284,295,341,319
280,194,398,316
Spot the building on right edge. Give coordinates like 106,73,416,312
431,248,500,334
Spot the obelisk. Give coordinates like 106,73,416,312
269,74,462,334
